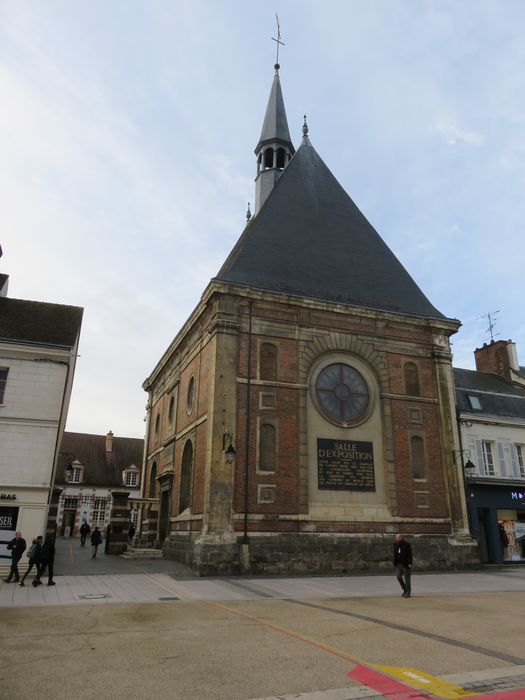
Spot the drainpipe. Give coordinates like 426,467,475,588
241,301,253,545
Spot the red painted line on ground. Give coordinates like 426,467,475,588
348,665,434,699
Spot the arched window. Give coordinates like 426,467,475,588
263,148,274,169
404,362,420,396
411,436,427,480
149,462,157,498
259,424,276,472
276,148,285,169
168,395,175,426
187,376,195,413
179,440,193,513
260,343,278,381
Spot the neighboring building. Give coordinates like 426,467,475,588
0,273,83,561
456,339,525,564
54,430,143,537
139,64,476,575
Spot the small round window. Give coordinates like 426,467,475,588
315,363,369,425
187,376,195,413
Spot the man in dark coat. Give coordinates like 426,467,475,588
4,532,27,583
79,521,91,548
34,534,56,586
393,533,413,598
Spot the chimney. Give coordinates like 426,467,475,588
106,430,114,452
474,340,519,381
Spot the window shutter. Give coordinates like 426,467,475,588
474,440,484,475
496,441,507,477
509,443,521,478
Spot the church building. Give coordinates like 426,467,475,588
139,63,478,574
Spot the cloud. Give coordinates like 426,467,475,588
433,120,485,146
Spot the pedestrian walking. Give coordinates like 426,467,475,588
20,536,43,587
3,531,26,583
34,534,56,586
79,521,91,548
128,523,136,545
91,526,102,558
393,533,413,598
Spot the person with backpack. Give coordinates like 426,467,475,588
91,527,102,558
19,536,42,587
33,534,56,587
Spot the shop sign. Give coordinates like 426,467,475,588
0,506,19,560
0,493,16,500
511,491,525,501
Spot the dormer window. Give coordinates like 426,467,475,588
467,395,482,410
66,461,83,484
124,467,139,488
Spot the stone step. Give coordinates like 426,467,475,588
120,547,163,560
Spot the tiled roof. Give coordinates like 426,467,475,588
454,367,525,420
0,297,83,347
215,140,446,320
57,432,144,487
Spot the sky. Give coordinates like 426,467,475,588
1,1,524,439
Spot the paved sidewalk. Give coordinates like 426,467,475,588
3,566,525,607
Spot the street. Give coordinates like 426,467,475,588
2,539,525,699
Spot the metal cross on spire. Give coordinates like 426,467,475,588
272,13,285,67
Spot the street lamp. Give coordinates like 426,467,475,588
223,433,236,465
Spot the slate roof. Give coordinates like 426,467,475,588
215,139,446,320
255,68,294,154
0,297,83,347
454,368,525,420
57,432,144,487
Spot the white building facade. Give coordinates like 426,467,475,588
456,340,525,564
0,273,82,561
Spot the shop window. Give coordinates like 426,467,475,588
179,440,193,513
404,362,420,396
481,441,495,476
149,462,157,498
0,368,8,403
260,343,278,381
259,424,276,472
410,436,427,480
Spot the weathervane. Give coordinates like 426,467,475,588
272,13,285,67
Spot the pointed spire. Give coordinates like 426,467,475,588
302,115,309,144
253,66,295,215
254,66,294,155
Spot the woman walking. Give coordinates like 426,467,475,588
19,536,42,587
91,527,102,558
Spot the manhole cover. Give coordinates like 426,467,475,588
79,593,110,600
158,596,179,601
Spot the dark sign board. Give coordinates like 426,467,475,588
0,506,18,531
0,506,19,560
317,439,375,491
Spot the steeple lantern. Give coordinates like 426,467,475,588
254,64,295,214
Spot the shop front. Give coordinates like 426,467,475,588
467,481,525,564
